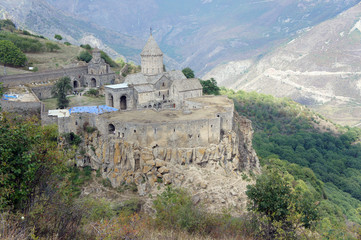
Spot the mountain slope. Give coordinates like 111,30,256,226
207,3,361,126
38,0,361,74
0,0,142,60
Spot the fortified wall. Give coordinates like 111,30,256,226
0,66,88,88
56,96,259,198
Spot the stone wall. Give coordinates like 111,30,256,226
105,87,136,110
76,112,259,195
0,66,88,88
1,99,42,116
31,85,54,100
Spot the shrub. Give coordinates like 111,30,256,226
80,44,92,50
153,186,206,233
77,50,92,63
0,40,27,67
22,30,31,35
54,34,63,41
0,32,44,52
86,126,97,133
86,88,99,97
64,42,71,46
100,51,119,67
45,42,60,52
63,132,82,146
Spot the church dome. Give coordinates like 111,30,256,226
141,35,163,56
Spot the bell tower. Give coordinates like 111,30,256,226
141,32,164,76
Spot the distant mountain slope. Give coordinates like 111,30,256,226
206,3,361,126
1,0,360,75
44,0,360,75
0,0,142,60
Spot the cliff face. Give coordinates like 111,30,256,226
77,112,259,213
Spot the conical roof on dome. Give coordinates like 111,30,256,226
141,35,163,56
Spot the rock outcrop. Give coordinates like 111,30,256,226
76,111,259,214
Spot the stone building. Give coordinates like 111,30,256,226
105,34,202,110
81,48,116,88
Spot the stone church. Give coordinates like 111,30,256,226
105,34,203,110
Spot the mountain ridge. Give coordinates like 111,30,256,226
1,0,360,75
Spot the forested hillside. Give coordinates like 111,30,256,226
223,88,361,237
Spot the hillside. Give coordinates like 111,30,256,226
205,3,361,127
0,0,140,61
222,88,361,237
0,27,125,76
1,0,360,74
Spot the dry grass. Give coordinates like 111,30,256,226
311,101,361,128
43,95,105,110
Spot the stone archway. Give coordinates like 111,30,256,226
90,78,96,87
120,95,127,110
108,94,114,107
73,81,79,89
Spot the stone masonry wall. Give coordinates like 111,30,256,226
0,66,88,87
76,112,259,195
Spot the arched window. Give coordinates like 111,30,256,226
108,124,115,134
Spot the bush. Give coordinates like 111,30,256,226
77,50,92,63
54,34,63,41
80,44,92,50
22,30,31,35
153,187,206,233
45,42,60,52
100,51,118,67
64,41,71,46
85,88,99,97
0,32,44,52
63,132,82,146
0,40,27,67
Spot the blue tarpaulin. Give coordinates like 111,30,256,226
2,94,18,100
69,105,118,115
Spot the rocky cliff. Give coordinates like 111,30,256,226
77,112,259,214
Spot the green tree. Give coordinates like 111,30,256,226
45,42,60,52
0,40,27,74
0,115,62,210
77,50,92,63
0,19,16,32
200,78,220,95
54,34,63,41
52,77,72,109
182,67,195,78
246,168,318,239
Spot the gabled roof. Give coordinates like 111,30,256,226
147,73,165,84
173,78,203,92
141,35,163,56
125,73,148,85
134,84,154,93
165,70,187,81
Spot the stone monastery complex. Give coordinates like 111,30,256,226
0,34,259,196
